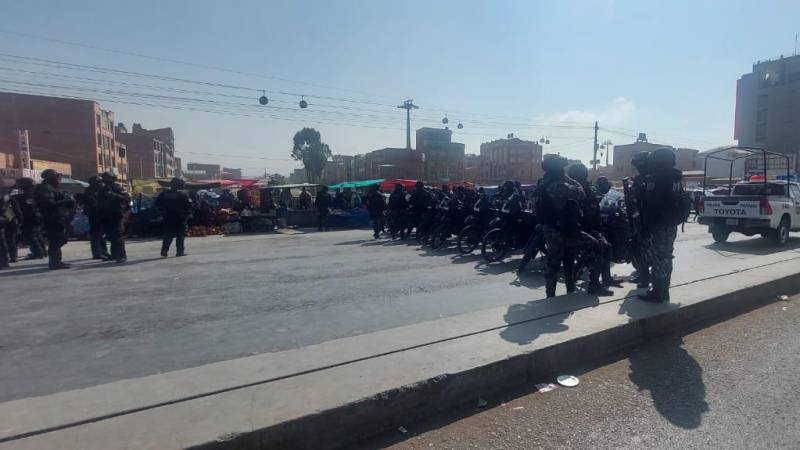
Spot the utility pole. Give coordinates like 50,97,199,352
397,99,418,150
592,121,599,172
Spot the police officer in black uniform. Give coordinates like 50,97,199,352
567,163,620,292
638,147,684,303
388,184,408,239
81,175,110,260
155,177,192,257
34,169,75,270
629,151,652,287
13,178,46,259
0,189,19,269
409,181,429,237
538,155,602,297
98,172,130,263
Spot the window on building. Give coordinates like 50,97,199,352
96,114,101,127
97,133,102,147
756,123,768,142
757,108,768,124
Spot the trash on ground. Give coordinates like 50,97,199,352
779,295,790,301
397,426,408,434
782,306,788,311
512,406,525,410
477,397,488,408
534,382,558,393
557,375,580,387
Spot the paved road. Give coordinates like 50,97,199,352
361,297,800,450
2,223,800,402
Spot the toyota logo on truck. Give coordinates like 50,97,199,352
714,208,747,216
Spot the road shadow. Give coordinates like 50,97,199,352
617,289,681,319
628,335,709,429
500,293,600,345
704,236,800,256
0,266,51,278
72,257,167,271
335,239,374,246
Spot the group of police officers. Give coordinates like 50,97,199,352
538,146,685,303
0,172,193,270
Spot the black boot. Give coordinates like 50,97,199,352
545,279,557,298
588,274,614,296
639,279,668,302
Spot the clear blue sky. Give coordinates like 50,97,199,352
1,0,798,176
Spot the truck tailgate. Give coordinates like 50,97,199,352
702,197,761,218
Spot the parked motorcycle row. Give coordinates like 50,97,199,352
380,183,635,279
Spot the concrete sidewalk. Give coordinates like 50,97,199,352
2,250,799,449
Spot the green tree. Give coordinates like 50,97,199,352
291,127,332,183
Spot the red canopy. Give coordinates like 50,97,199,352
379,178,418,191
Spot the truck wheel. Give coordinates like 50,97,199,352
773,218,790,246
712,227,729,243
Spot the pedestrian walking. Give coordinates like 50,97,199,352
315,186,332,231
155,177,192,257
34,169,75,270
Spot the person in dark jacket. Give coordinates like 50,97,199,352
365,184,386,239
388,184,408,239
34,169,75,270
299,187,312,210
315,186,332,231
155,177,193,257
409,181,429,237
80,175,110,260
638,147,684,303
0,189,19,269
13,178,46,259
98,172,130,263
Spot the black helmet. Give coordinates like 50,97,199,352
542,154,569,173
631,151,651,171
14,177,35,189
566,163,589,182
88,175,102,187
596,176,611,193
170,177,186,189
41,169,61,182
100,171,117,183
415,181,424,189
651,147,676,169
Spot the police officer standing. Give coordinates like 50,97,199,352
98,172,130,263
567,163,619,292
538,155,607,297
638,147,684,303
365,184,386,239
629,151,652,288
155,177,192,257
81,175,110,260
34,169,75,270
13,178,46,259
0,189,18,269
388,184,408,239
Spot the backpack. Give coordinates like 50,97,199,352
670,179,693,230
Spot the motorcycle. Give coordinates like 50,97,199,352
456,194,498,254
429,195,468,250
481,194,537,262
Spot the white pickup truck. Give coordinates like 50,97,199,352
698,180,800,245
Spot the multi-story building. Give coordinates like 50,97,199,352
185,162,222,180
364,147,424,180
117,123,176,179
463,154,481,183
174,157,183,177
735,54,800,172
612,133,698,179
221,167,243,179
479,137,542,185
0,92,127,181
417,127,465,183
